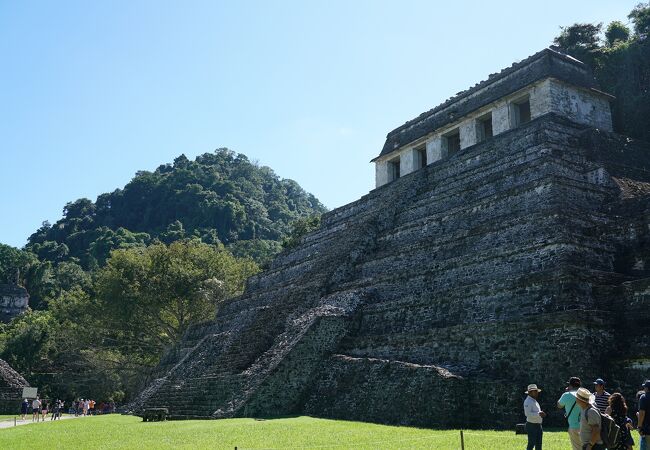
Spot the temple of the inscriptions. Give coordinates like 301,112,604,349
132,47,650,428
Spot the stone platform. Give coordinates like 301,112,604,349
131,113,650,427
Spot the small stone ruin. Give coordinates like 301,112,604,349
0,358,29,414
0,283,29,323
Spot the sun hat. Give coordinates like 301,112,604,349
525,384,542,393
576,387,594,403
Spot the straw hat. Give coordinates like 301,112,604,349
525,384,542,393
576,387,595,404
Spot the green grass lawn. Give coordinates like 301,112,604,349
0,414,570,449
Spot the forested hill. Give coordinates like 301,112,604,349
25,149,327,269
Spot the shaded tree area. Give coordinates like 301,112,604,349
553,2,650,142
0,240,259,402
27,148,326,269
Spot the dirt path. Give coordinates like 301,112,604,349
0,414,81,429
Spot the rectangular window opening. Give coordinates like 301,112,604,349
388,158,400,181
415,145,427,169
512,97,531,127
476,113,493,143
443,129,461,156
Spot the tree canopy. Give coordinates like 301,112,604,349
26,148,326,269
553,3,650,143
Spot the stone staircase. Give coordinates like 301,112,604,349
134,114,650,426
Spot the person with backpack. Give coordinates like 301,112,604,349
558,377,583,450
607,393,635,450
576,387,605,450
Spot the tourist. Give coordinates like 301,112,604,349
51,400,58,420
639,381,650,450
558,376,582,450
41,401,48,421
608,393,635,450
20,398,28,420
89,398,95,415
523,384,546,450
575,387,604,450
83,398,90,416
32,396,41,422
594,378,611,414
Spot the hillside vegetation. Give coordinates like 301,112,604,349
0,149,325,402
26,149,325,270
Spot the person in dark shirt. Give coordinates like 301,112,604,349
639,380,650,450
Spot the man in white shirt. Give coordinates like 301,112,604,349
524,384,546,450
31,397,41,422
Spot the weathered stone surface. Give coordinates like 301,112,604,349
130,111,650,427
0,284,29,323
0,358,29,414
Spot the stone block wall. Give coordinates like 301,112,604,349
133,113,650,428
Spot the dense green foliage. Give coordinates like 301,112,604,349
0,148,325,402
26,149,326,269
0,240,259,402
553,2,650,142
0,415,572,449
281,215,322,250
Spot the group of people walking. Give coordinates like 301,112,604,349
20,397,64,422
19,397,115,422
524,377,650,450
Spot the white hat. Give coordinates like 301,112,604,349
575,387,595,404
525,384,542,393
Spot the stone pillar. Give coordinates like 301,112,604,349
492,102,510,135
427,137,442,164
459,119,478,149
529,79,552,119
375,161,390,188
400,149,417,176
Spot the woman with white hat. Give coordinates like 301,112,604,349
524,384,546,450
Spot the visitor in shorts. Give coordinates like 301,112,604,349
32,396,41,422
575,387,604,450
593,378,611,414
524,383,546,450
558,376,582,450
20,398,28,420
639,380,650,450
41,402,48,421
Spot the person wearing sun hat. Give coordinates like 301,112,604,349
575,387,604,450
523,384,546,450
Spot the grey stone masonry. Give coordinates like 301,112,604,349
374,48,614,188
0,358,29,414
132,51,650,428
0,284,29,323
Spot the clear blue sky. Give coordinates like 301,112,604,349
0,0,639,248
